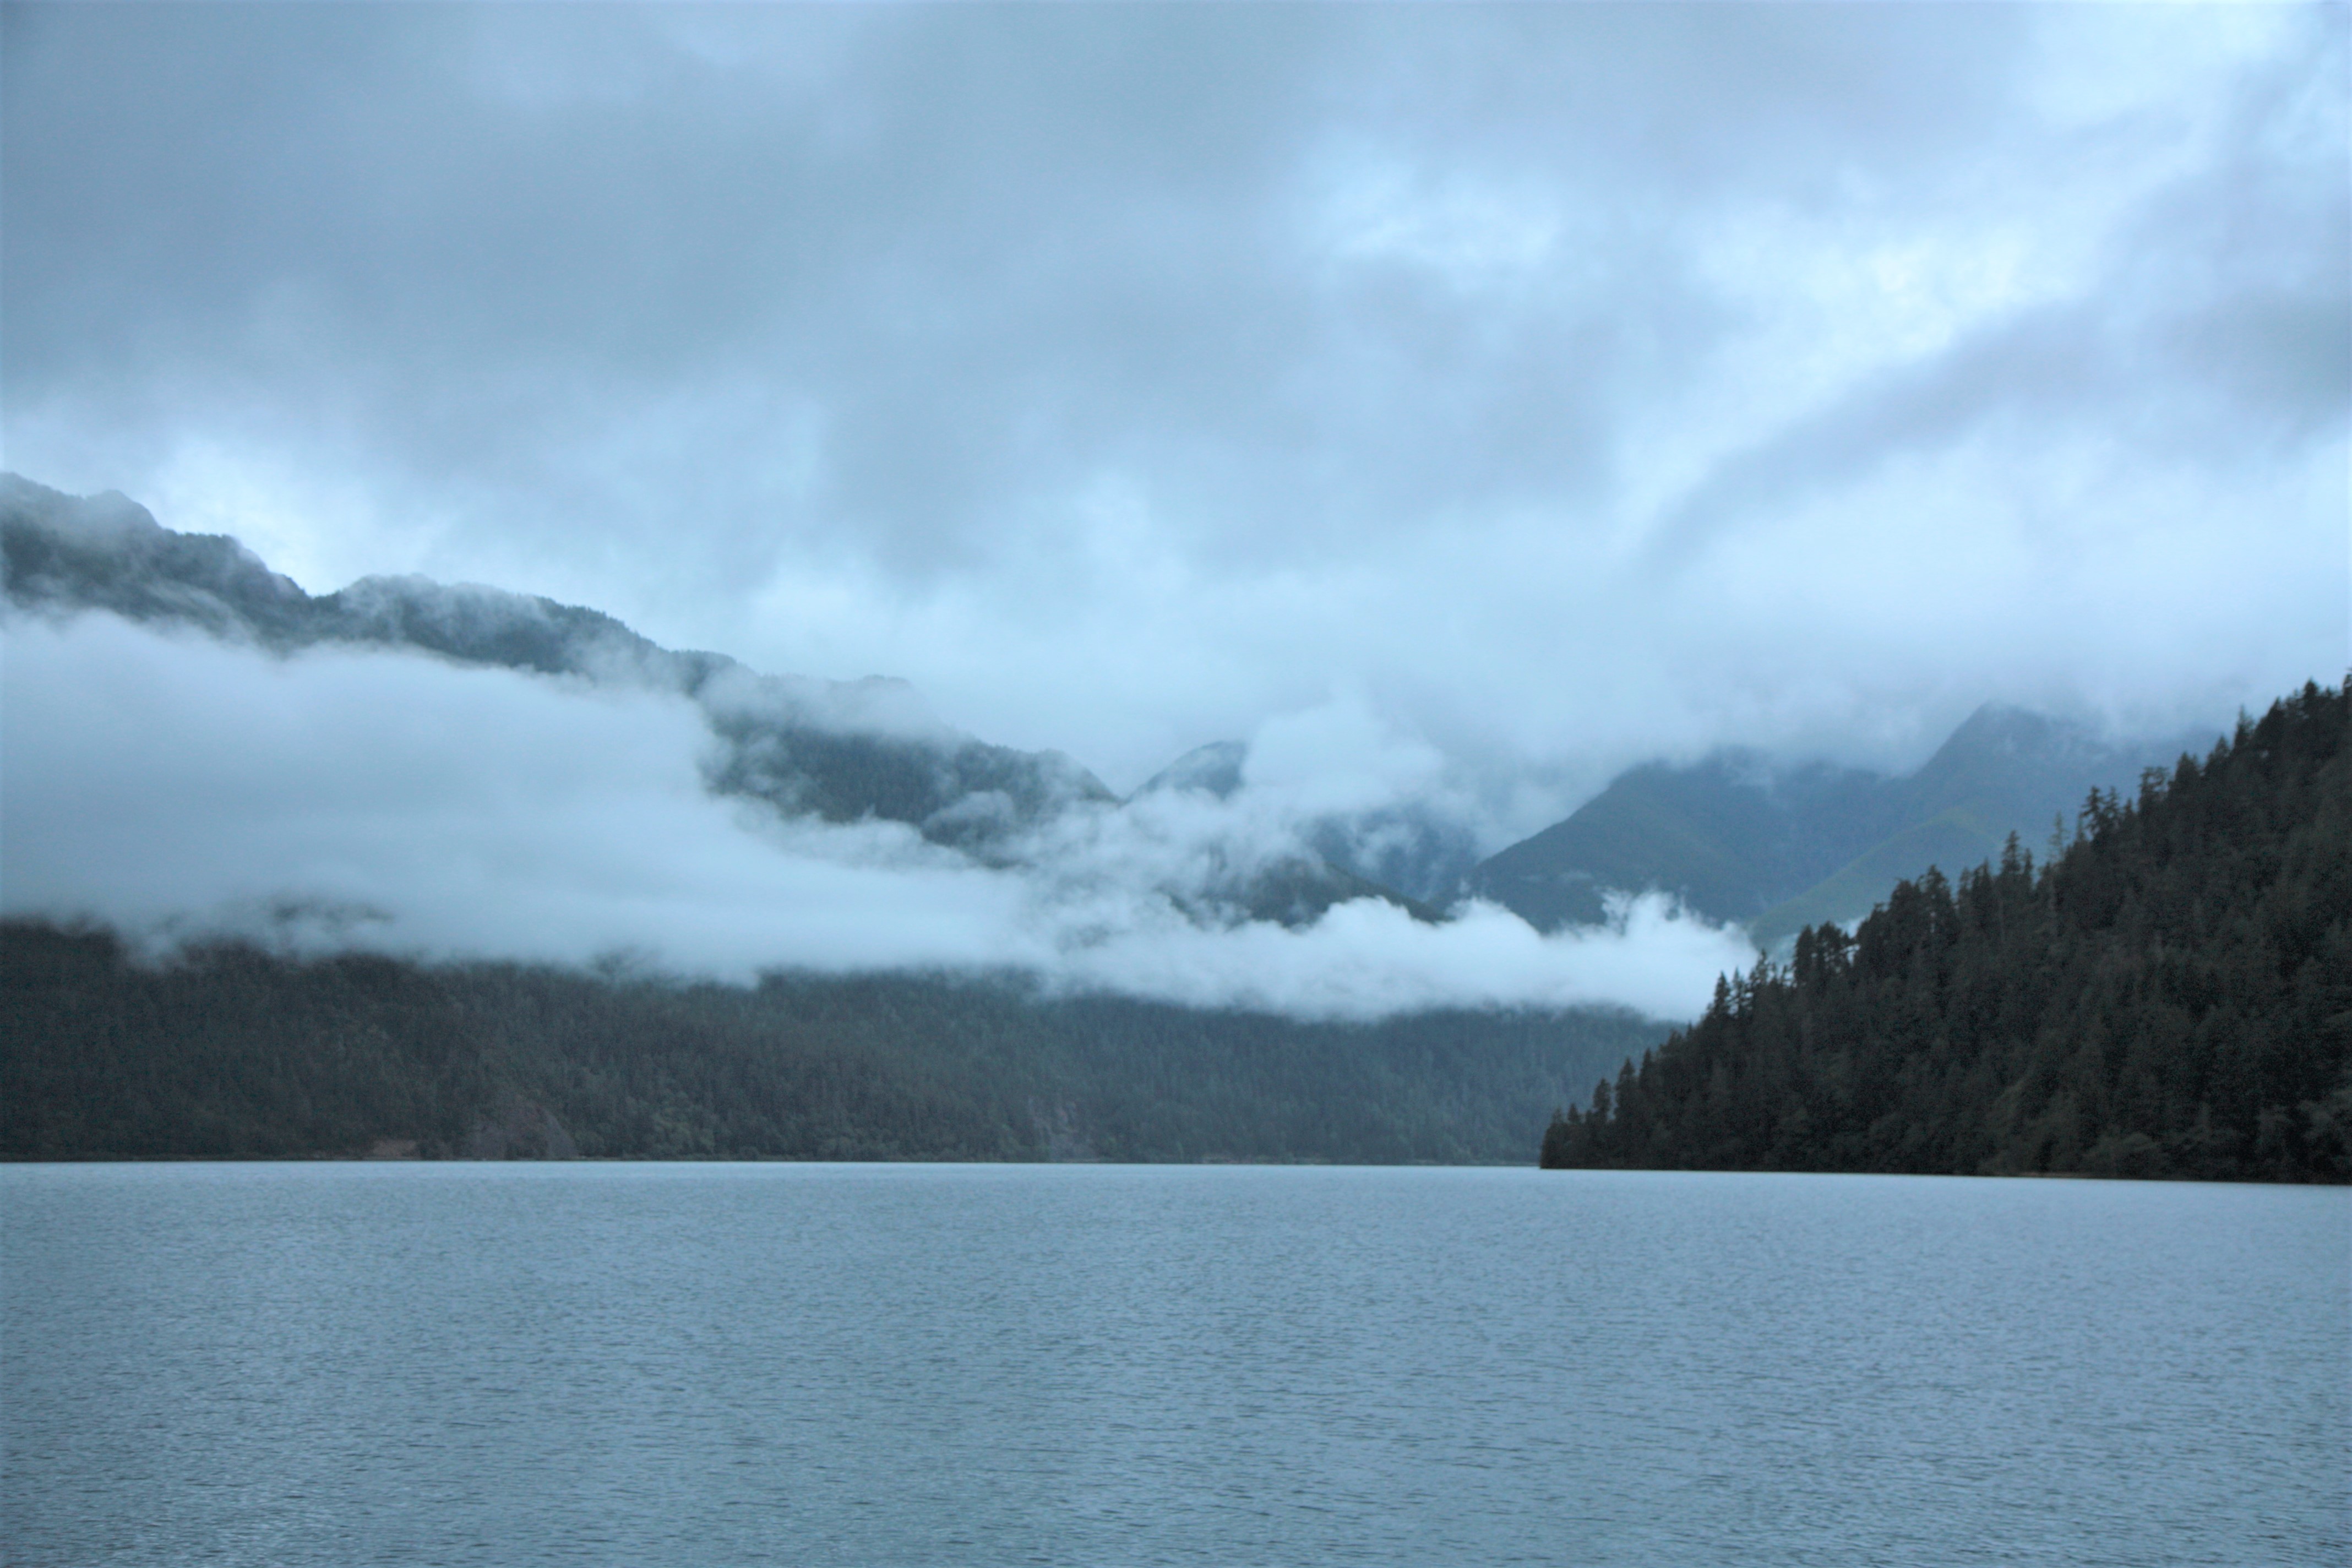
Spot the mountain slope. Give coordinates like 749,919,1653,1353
1747,705,2217,946
1133,738,1478,908
1134,741,1248,801
3,474,1434,927
1462,753,1893,929
1542,681,2351,1183
1108,742,1431,922
1,474,1117,854
1464,705,2213,940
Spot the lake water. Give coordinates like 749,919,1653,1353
3,1163,2345,1566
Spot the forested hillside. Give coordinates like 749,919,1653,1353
0,923,1660,1164
1543,682,2350,1183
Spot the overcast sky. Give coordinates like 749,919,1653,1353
6,1,2346,815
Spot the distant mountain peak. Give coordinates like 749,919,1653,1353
1939,701,2084,754
2,472,309,639
1,475,161,543
1463,702,2218,941
1134,739,1248,802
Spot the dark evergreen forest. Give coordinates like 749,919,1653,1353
1,928,1659,1164
1543,682,2351,1183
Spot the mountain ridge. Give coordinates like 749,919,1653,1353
1,474,1120,850
1462,702,2217,946
6,473,2226,950
2,474,1427,928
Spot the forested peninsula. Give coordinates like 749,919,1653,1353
1544,682,2350,1183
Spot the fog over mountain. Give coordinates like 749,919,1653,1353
3,480,1754,1019
1,6,2342,1016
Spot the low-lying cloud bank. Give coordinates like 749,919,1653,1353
1,612,1754,1020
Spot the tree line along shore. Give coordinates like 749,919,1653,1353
1545,682,2349,1183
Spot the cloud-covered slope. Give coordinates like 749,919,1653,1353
2,477,1757,1020
2,473,1118,856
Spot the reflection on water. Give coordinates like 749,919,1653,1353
4,1163,2345,1567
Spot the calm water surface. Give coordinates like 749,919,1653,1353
3,1163,2345,1566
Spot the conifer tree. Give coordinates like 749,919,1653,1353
1543,682,2350,1183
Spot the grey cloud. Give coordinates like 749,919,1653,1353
0,5,2035,572
3,4,2341,814
1643,29,2350,574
